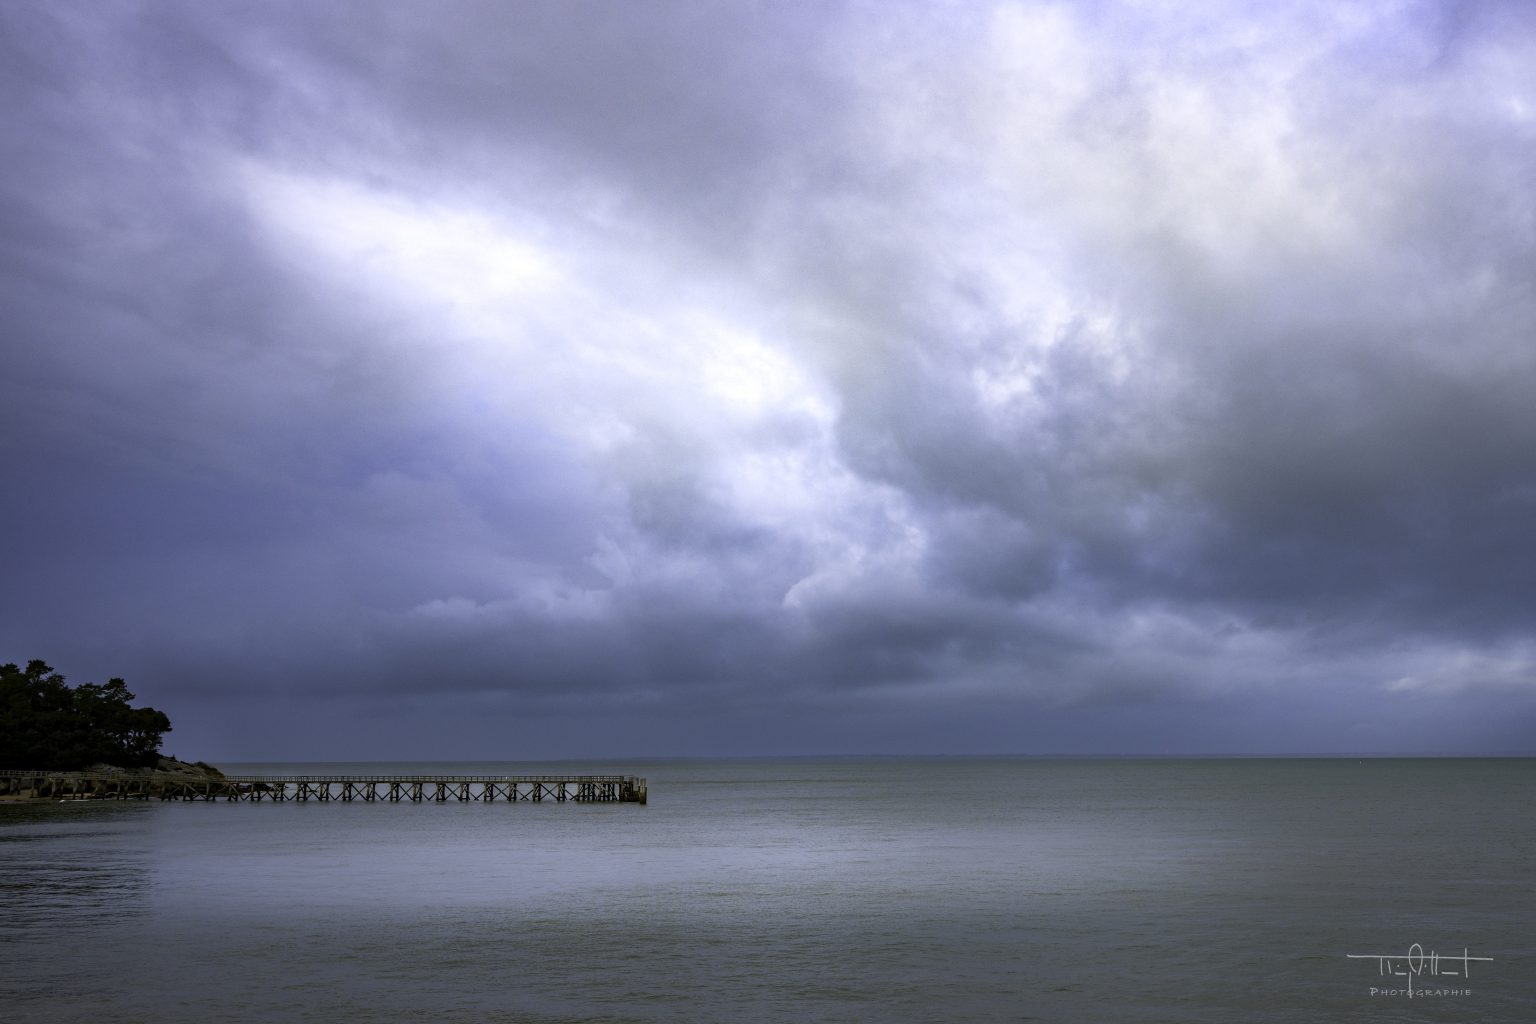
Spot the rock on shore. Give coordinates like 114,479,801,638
0,757,227,802
83,756,226,779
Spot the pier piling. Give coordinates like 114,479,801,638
0,770,647,805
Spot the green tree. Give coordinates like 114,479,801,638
0,660,172,770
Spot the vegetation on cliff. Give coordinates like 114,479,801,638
0,660,172,770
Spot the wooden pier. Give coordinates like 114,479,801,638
0,770,646,805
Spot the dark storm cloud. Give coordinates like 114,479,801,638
3,0,1535,756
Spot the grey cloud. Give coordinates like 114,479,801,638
4,0,1536,757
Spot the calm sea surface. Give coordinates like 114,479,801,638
2,758,1532,1023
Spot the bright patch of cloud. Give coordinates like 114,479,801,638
239,163,561,317
1385,645,1536,695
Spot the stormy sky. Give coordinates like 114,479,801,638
4,0,1535,759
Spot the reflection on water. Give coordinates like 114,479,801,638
1,760,1533,1024
1,803,156,1023
0,803,153,931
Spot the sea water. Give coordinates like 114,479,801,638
2,758,1532,1023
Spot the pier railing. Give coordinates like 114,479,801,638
0,770,646,805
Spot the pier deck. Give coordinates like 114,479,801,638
0,770,646,804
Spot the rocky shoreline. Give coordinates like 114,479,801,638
0,757,225,802
82,756,226,780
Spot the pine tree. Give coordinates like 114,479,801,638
0,660,172,770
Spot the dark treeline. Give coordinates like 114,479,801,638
0,660,172,770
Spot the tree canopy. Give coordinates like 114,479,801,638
0,660,172,770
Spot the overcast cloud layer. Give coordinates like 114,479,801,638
4,0,1535,758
